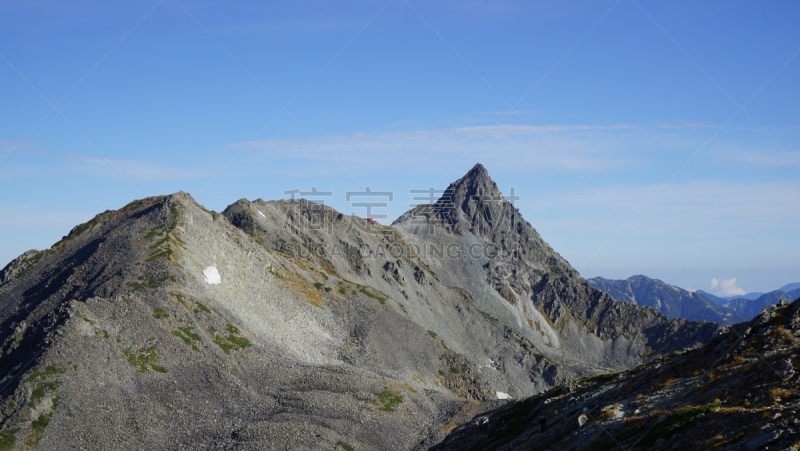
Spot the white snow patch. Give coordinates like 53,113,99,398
496,391,512,400
257,210,266,218
203,266,222,285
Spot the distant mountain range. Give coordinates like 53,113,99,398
696,282,800,304
587,275,746,325
780,282,800,293
721,288,800,319
589,275,800,325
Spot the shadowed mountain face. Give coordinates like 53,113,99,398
0,164,724,450
588,275,747,325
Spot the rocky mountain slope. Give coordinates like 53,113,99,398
0,164,724,450
435,297,800,450
588,275,746,325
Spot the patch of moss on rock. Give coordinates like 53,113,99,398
172,325,201,351
358,285,388,305
153,307,168,319
123,345,167,373
371,388,404,412
0,427,19,451
25,365,66,383
211,324,252,354
25,397,58,449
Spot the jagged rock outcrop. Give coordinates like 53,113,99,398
0,250,45,287
0,165,725,450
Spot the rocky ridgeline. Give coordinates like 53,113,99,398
0,165,728,450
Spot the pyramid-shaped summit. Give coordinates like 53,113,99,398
397,164,539,247
436,163,508,234
447,163,501,200
393,163,578,287
394,163,509,235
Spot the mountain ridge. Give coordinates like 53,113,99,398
0,165,726,450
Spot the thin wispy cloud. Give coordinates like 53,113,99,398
0,153,212,182
0,205,96,229
77,158,211,182
527,180,800,235
0,140,41,159
231,121,795,178
233,123,643,173
719,149,800,168
218,16,361,36
653,121,715,130
466,109,550,117
0,140,41,150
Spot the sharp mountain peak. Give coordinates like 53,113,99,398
394,163,518,235
444,162,504,203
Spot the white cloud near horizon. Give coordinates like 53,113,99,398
709,277,746,297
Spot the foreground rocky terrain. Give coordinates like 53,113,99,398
0,164,725,449
435,297,800,450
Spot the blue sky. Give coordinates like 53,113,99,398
1,0,798,295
